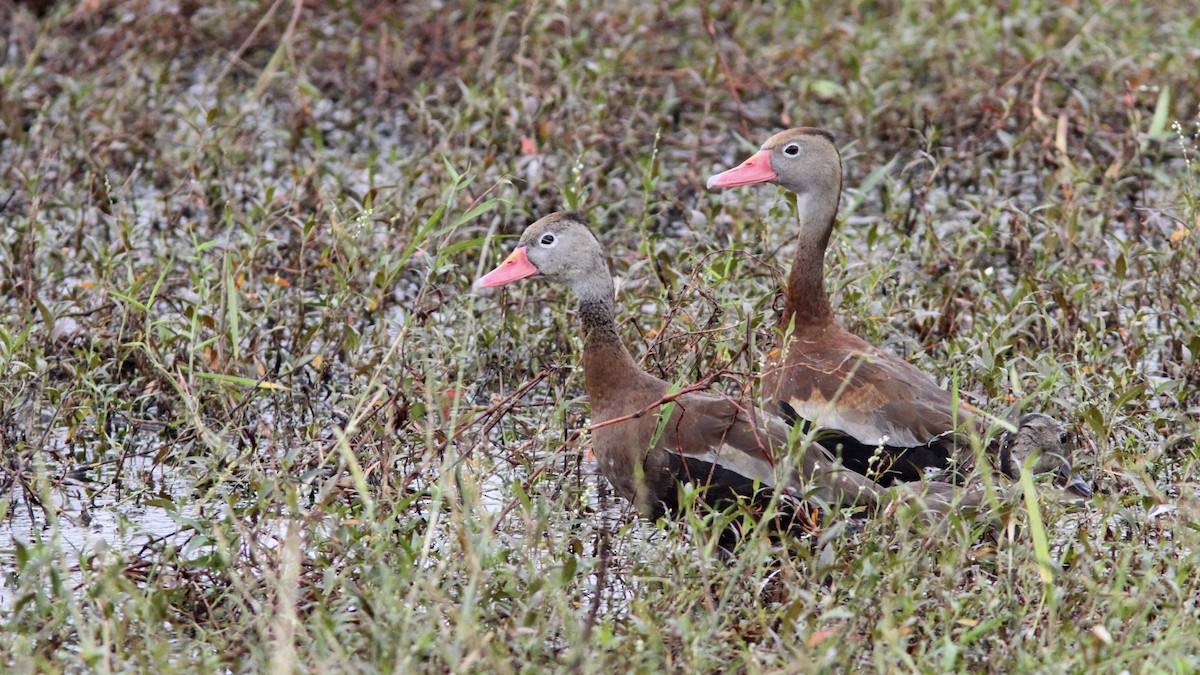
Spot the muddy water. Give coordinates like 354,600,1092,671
0,444,197,610
0,417,628,610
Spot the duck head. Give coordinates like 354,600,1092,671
475,212,610,297
998,413,1093,498
706,127,842,198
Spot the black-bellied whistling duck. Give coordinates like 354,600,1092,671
992,414,1087,493
706,128,1091,497
476,212,976,536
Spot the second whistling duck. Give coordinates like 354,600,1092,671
476,212,975,539
706,128,1090,497
991,413,1088,495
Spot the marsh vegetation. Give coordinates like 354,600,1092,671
1,0,1198,671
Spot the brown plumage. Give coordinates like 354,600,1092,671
707,128,1090,497
476,212,977,537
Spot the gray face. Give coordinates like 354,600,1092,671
762,131,842,197
999,413,1092,497
517,213,610,294
1004,413,1074,473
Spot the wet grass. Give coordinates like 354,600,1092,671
1,0,1199,671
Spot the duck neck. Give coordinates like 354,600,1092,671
577,281,642,411
782,188,840,328
991,429,1017,478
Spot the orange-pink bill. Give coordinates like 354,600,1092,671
477,246,539,287
706,149,777,189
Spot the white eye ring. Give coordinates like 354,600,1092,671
783,143,800,156
539,233,557,247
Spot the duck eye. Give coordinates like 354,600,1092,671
539,234,556,247
1058,431,1072,445
783,143,800,156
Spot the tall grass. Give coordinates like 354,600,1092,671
1,0,1198,671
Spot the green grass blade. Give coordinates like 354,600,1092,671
1148,86,1172,140
1020,467,1053,585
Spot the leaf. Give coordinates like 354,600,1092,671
166,510,208,533
511,479,533,513
334,427,375,521
809,79,845,99
842,158,895,220
441,156,461,183
396,204,445,269
1020,467,1054,584
193,371,289,390
1082,405,1107,439
225,257,240,359
145,257,173,312
960,615,1006,644
1112,383,1146,413
560,554,577,581
108,289,148,313
451,197,502,229
0,322,32,355
1147,86,1171,140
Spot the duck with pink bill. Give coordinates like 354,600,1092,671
476,212,986,543
707,128,1091,497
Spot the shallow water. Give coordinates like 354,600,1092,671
0,486,192,611
0,429,197,610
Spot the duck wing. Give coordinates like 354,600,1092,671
770,337,982,482
656,390,891,510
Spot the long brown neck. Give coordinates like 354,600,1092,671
578,294,644,414
782,187,840,327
